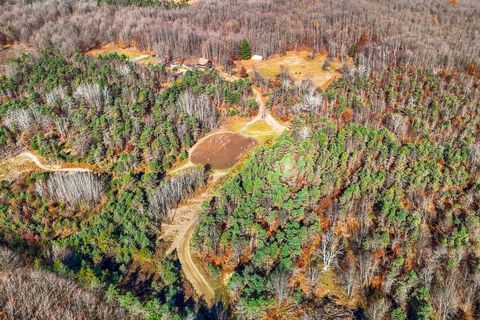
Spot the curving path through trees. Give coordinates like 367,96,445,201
165,86,287,306
242,87,286,134
1,86,287,307
0,151,92,181
177,216,216,305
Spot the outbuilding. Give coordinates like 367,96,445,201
197,58,213,68
251,55,263,61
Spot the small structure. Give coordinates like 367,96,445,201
251,55,263,61
197,58,213,69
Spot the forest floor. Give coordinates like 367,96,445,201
235,50,344,88
0,151,94,181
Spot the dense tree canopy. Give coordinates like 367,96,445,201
195,120,480,319
0,1,479,319
1,0,478,71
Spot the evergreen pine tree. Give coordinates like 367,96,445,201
240,38,252,60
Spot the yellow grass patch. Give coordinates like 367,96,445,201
223,117,278,141
243,120,276,141
236,50,345,89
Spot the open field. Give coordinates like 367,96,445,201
236,50,345,88
190,132,256,170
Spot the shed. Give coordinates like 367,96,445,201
197,58,212,68
251,55,263,61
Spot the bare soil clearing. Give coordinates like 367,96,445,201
236,50,344,88
190,132,256,170
0,43,34,75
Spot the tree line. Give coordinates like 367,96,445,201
1,0,478,72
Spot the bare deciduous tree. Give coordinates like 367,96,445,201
73,83,111,112
35,172,105,207
0,247,125,320
177,89,218,129
432,272,461,320
148,167,206,220
269,270,291,303
364,298,390,320
317,228,344,271
359,251,379,288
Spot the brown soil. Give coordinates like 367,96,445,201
0,43,34,75
190,132,256,169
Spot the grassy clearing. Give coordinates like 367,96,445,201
85,43,156,63
236,50,345,88
242,120,277,141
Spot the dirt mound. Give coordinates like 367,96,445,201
190,132,256,169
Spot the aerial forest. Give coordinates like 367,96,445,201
1,0,479,71
0,0,479,319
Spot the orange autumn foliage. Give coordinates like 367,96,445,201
371,275,383,289
342,108,354,122
357,33,369,52
467,62,478,77
320,216,330,230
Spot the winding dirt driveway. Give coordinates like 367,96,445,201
17,152,91,173
161,174,225,306
178,216,216,305
242,87,287,134
162,86,287,306
0,151,92,181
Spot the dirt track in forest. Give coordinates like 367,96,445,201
241,87,287,134
160,172,226,306
0,151,92,181
177,215,215,305
164,86,287,306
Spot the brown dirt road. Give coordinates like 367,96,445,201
161,172,226,306
0,151,92,181
242,87,287,135
177,215,216,305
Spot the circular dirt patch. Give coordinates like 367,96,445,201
190,132,257,169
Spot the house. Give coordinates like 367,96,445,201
197,58,213,69
251,55,263,61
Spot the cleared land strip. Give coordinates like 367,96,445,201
0,151,92,181
161,173,226,306
178,216,216,305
